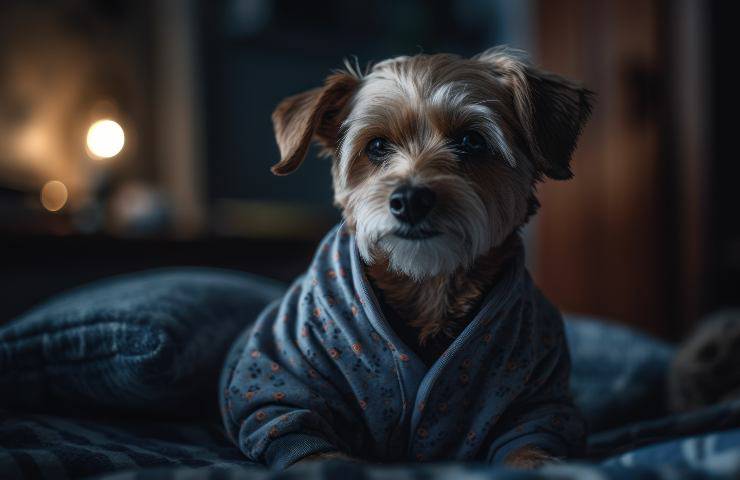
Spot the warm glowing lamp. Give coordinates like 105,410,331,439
86,119,125,159
40,180,68,212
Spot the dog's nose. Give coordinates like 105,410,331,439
389,185,436,225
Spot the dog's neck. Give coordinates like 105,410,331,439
365,232,521,363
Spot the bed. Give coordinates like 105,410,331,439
1,268,739,479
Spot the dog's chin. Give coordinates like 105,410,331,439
392,225,441,241
372,232,471,280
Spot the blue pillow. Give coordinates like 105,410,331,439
565,314,675,432
0,268,284,417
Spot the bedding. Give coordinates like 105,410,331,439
0,267,671,429
2,405,740,479
565,314,674,432
0,268,284,416
1,267,738,479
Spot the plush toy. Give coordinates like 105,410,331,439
669,309,740,412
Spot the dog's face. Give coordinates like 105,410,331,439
271,48,592,280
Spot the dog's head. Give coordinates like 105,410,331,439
271,47,593,280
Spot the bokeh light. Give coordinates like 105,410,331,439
40,180,68,212
86,119,125,159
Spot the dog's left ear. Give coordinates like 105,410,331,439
271,71,360,176
475,47,594,180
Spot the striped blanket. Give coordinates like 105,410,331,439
3,400,740,480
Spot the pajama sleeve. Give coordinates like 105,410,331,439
220,300,354,469
486,330,586,463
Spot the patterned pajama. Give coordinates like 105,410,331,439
220,224,584,468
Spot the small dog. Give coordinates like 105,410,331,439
221,47,593,469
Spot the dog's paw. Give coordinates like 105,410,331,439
504,446,558,469
293,451,358,466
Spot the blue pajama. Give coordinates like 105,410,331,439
220,224,584,468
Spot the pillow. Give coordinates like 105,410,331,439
564,314,675,432
0,268,284,417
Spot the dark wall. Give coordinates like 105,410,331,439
709,0,740,310
199,0,512,208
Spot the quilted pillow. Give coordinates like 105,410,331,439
0,268,284,417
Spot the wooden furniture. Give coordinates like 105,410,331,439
532,0,712,339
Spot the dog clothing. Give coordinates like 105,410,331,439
220,224,584,468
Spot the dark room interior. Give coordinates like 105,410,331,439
1,1,739,479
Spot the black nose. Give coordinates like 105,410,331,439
389,185,436,225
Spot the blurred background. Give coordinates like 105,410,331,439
0,0,735,339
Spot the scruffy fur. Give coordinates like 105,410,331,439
270,46,593,468
367,232,521,357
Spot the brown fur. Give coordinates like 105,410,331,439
271,72,359,175
366,232,521,351
505,446,558,469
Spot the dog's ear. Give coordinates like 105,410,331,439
271,71,359,176
475,47,594,180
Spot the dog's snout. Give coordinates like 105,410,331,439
389,185,436,225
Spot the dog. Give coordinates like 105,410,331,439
220,47,593,469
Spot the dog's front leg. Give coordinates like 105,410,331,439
504,446,558,469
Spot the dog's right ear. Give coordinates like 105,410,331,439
271,72,360,176
475,47,594,180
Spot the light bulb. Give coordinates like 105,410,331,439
40,180,68,212
86,119,125,159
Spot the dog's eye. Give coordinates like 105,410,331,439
454,131,487,156
365,138,391,163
